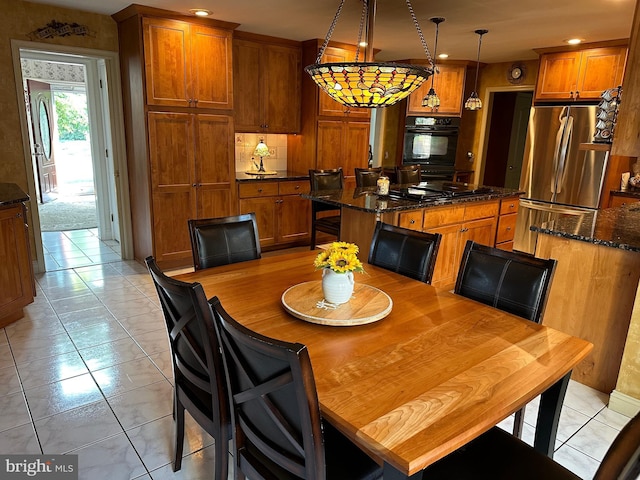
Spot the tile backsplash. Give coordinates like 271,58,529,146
234,133,288,173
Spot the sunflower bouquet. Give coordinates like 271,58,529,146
313,242,365,274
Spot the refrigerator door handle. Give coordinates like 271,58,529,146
519,199,594,216
555,115,573,195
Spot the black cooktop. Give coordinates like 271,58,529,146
388,182,493,200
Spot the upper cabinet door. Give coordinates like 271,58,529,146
143,17,191,108
143,17,233,110
407,63,467,117
263,44,302,133
534,46,627,102
576,46,627,100
190,25,233,110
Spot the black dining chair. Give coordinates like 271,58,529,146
309,168,344,250
188,213,261,270
145,256,230,480
455,240,558,437
396,165,422,184
368,221,442,284
422,410,640,480
210,296,383,480
354,167,383,187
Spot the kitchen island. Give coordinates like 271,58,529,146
533,204,640,395
303,182,523,288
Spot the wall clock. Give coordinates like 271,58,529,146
507,63,526,84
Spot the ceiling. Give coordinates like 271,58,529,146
31,0,636,63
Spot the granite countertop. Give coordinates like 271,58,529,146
302,183,523,214
610,188,640,199
531,203,640,252
236,170,308,182
0,183,29,207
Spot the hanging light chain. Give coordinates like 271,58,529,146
405,0,434,65
316,0,347,63
354,0,369,62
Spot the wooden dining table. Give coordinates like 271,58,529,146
175,250,593,479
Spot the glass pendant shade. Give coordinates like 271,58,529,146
465,29,488,111
464,91,482,110
422,87,440,108
306,0,435,108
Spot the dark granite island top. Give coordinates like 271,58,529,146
301,183,523,213
0,183,29,207
532,203,640,252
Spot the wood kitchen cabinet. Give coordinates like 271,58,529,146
142,16,233,110
148,112,236,265
289,40,371,176
233,34,301,133
397,200,499,288
238,180,310,249
608,193,640,208
0,201,34,327
114,6,238,267
406,62,468,117
534,43,627,103
494,196,520,251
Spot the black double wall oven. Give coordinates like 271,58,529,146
402,116,459,181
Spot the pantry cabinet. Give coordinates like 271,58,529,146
142,16,233,110
534,44,627,103
233,35,302,133
114,5,239,267
148,112,236,265
406,62,468,117
289,39,371,176
238,180,310,248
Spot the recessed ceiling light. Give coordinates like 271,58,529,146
189,8,212,16
566,38,583,45
438,53,449,59
358,41,368,47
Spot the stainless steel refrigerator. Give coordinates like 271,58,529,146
513,105,608,254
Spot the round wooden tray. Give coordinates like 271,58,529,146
281,281,393,326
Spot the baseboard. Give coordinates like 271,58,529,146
609,390,640,417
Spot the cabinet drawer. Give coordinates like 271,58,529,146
238,182,279,198
500,198,520,215
398,210,423,231
278,181,307,196
423,205,464,229
464,201,499,221
496,213,518,244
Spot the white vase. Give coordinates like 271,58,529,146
321,269,354,305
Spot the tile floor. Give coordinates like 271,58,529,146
0,235,632,479
42,229,121,271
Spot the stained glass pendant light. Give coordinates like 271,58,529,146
464,29,488,111
422,17,444,110
305,0,435,108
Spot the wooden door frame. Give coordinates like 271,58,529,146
475,84,535,185
11,39,133,273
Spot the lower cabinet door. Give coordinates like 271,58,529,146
239,197,277,247
278,195,310,243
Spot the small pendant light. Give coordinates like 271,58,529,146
464,29,488,111
422,17,445,110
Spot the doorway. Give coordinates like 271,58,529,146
476,87,534,188
12,40,132,273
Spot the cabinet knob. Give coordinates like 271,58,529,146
192,183,197,187
295,185,300,190
575,91,579,98
258,188,263,193
410,219,415,224
193,99,198,105
188,99,193,104
460,227,469,233
509,203,514,208
16,213,22,218
506,227,511,231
